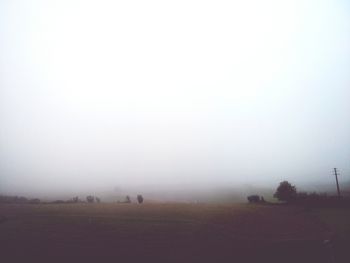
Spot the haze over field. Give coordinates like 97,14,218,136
1,0,350,198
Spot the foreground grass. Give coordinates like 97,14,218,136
0,203,347,263
311,207,350,239
0,203,327,239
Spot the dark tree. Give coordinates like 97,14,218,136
95,197,101,203
86,195,95,203
125,195,131,203
274,181,297,202
137,195,144,204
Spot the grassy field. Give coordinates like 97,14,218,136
311,207,350,239
0,203,349,263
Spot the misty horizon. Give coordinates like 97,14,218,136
1,0,350,198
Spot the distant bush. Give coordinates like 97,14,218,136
117,195,131,203
292,192,350,207
296,191,334,203
86,195,95,203
52,200,65,204
65,196,80,203
247,195,260,203
137,195,144,204
272,181,350,207
0,195,40,204
95,197,101,203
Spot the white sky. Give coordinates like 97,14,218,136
1,0,350,194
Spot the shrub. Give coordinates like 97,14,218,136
137,195,144,204
0,195,40,204
247,195,260,203
52,200,65,204
86,195,95,203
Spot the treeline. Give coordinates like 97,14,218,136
292,192,350,207
0,195,40,204
0,194,145,204
247,181,350,207
273,181,350,207
0,195,102,204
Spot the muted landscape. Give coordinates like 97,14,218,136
1,0,350,262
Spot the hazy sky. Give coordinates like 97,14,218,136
1,0,350,195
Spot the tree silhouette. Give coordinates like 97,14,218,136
137,195,143,204
274,181,297,202
86,195,95,203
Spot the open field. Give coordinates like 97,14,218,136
0,203,349,263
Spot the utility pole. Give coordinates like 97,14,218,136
333,168,341,197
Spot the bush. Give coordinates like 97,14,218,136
52,200,65,204
117,195,131,203
293,192,347,207
66,196,80,203
247,195,260,203
86,195,95,203
137,195,144,204
0,195,40,204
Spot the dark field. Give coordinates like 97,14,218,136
0,203,349,263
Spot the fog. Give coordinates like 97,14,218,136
1,1,350,200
